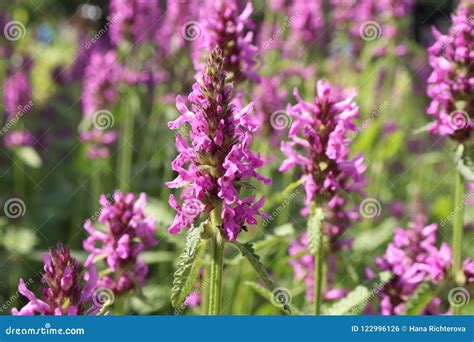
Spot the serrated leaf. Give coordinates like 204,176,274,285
185,219,208,256
244,281,295,315
403,281,434,315
307,204,324,255
231,241,291,313
453,144,474,181
170,241,206,308
325,286,371,315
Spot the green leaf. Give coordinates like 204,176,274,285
185,219,208,256
325,286,371,315
170,241,206,308
244,281,296,315
453,144,474,181
231,241,291,313
403,281,434,315
14,147,42,168
307,203,324,255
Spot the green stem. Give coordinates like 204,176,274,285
314,242,324,315
117,98,135,192
452,169,465,315
208,210,224,315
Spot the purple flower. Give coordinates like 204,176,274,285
3,57,32,119
426,4,474,142
288,232,347,302
279,0,326,55
12,243,99,316
252,75,287,146
330,0,414,58
193,0,258,84
371,219,452,315
83,191,156,293
167,47,270,241
109,0,161,47
4,130,35,148
162,0,199,53
279,81,366,248
464,257,474,283
82,50,122,117
80,129,118,160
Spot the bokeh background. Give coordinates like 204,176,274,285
0,0,473,315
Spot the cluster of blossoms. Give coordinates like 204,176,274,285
288,232,347,302
268,0,325,56
368,216,474,315
2,56,35,148
161,0,199,53
331,0,414,58
426,3,474,142
193,0,258,84
109,0,161,47
83,191,156,293
167,47,270,241
80,129,118,160
82,51,122,117
81,50,121,159
252,75,287,146
13,243,99,316
284,81,366,302
280,81,366,247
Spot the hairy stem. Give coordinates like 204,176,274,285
314,241,324,315
208,209,224,315
452,169,465,315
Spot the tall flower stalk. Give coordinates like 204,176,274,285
280,81,366,314
426,3,473,314
167,47,270,315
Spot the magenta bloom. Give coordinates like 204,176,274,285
193,0,258,84
3,56,33,119
426,4,474,142
13,243,99,316
167,47,270,241
82,50,122,117
109,0,161,46
252,75,287,146
4,130,35,148
80,129,118,160
288,232,347,302
280,81,366,248
162,0,199,53
370,218,452,315
83,191,156,293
